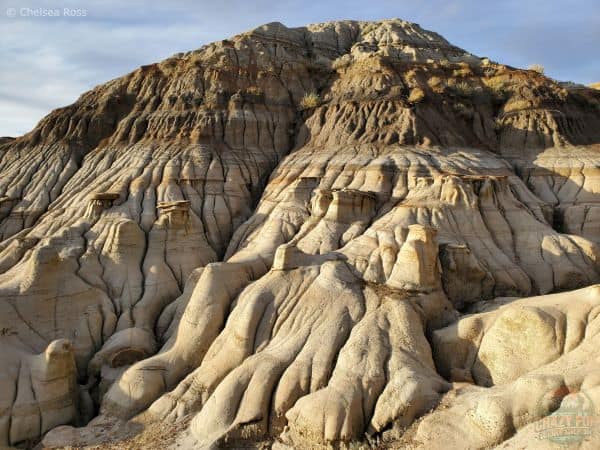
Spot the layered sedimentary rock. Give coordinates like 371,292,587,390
0,339,78,447
417,285,600,449
1,18,600,449
515,147,600,243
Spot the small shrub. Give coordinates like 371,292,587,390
300,91,321,109
528,64,545,74
454,81,473,97
408,87,425,104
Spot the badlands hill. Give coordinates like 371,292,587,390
1,19,600,449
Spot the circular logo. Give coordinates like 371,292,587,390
534,386,596,445
6,7,17,17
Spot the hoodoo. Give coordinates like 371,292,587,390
1,18,600,449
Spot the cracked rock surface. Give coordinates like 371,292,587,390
1,18,600,449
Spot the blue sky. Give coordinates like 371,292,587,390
0,0,598,136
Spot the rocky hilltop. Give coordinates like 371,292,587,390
1,19,600,449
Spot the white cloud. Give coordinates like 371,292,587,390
0,1,241,136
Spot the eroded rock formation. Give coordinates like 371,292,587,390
1,18,600,449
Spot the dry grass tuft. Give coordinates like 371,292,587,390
528,64,545,74
453,81,473,97
300,91,321,109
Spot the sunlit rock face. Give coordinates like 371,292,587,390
2,18,600,449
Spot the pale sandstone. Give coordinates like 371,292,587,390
0,18,600,449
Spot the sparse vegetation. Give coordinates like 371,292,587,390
300,91,321,109
453,81,473,97
528,64,545,74
10,18,600,450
